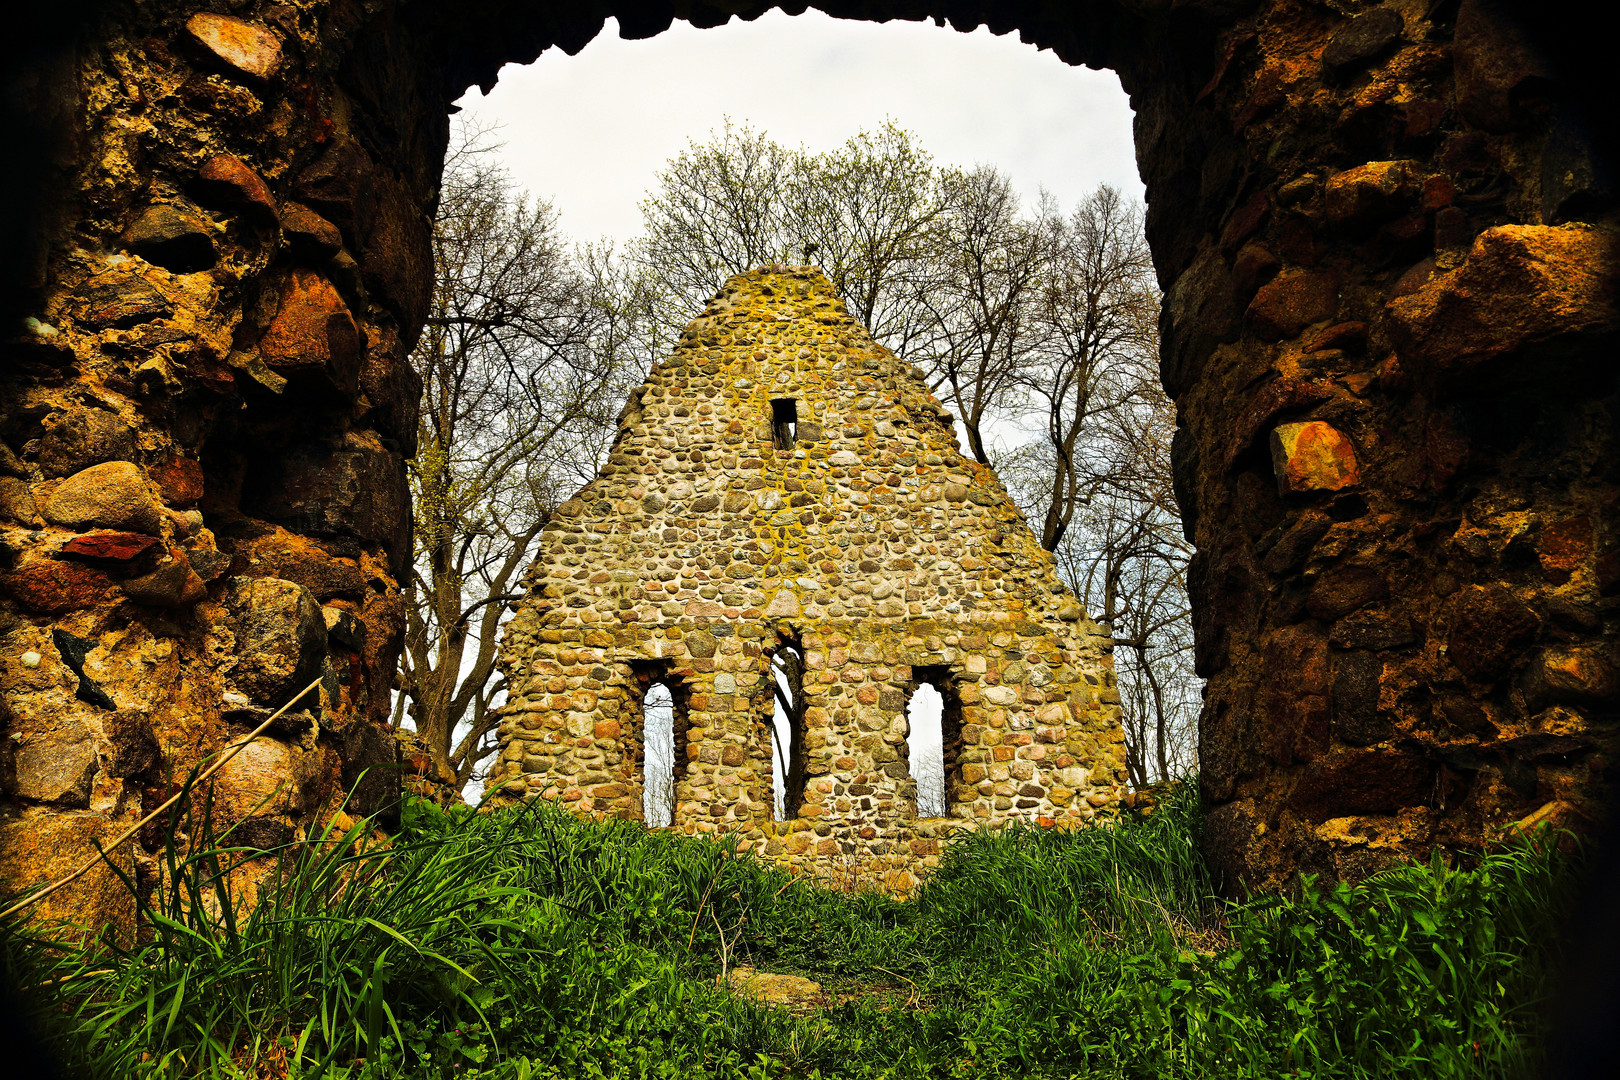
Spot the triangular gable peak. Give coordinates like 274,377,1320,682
494,266,1126,892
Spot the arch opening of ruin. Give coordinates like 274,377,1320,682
2,1,1614,923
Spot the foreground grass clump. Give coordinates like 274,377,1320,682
4,786,1574,1079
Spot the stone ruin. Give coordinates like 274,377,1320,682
491,267,1127,890
1,2,1616,928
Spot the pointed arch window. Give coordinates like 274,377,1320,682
904,666,965,819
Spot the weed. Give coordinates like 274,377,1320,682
3,783,1575,1079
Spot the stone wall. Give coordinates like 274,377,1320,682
492,267,1127,892
0,4,439,927
2,1,1614,923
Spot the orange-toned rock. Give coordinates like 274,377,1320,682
1524,646,1620,708
1387,225,1619,371
0,557,113,615
150,453,205,506
186,13,282,81
1246,271,1338,340
217,526,366,599
1305,564,1389,620
1539,516,1593,582
197,155,277,221
257,269,362,394
121,549,208,608
60,531,160,567
1269,421,1360,495
1324,161,1414,229
0,812,135,938
0,476,39,524
725,967,824,1009
208,736,314,821
10,720,99,805
280,202,343,258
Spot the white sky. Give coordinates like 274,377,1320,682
454,9,1142,246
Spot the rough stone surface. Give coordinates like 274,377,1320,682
257,270,363,394
60,532,161,570
121,205,217,274
493,269,1127,891
196,155,277,222
1269,422,1361,495
0,813,136,939
726,967,825,1010
38,408,138,479
0,476,40,524
225,577,328,707
7,720,99,806
42,463,165,535
1387,224,1618,373
1321,8,1404,79
1246,271,1339,341
280,203,343,259
121,550,208,608
185,14,283,82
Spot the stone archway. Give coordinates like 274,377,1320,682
2,1,1614,926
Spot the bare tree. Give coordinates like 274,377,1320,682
1024,186,1158,551
787,122,945,356
910,168,1053,467
630,121,946,367
631,121,794,350
1054,362,1197,786
400,122,633,787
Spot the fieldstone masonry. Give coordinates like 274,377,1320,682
492,267,1127,891
2,1,1615,925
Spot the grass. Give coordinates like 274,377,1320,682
3,782,1576,1079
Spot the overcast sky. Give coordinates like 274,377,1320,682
454,9,1142,246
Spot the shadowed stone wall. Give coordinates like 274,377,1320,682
2,1,1613,925
493,267,1127,892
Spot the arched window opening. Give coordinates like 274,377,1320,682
905,683,946,818
642,682,676,827
768,637,808,820
907,666,965,819
631,661,688,828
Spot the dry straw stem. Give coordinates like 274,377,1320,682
0,678,324,922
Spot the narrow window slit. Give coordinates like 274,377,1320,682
642,683,676,826
768,637,808,820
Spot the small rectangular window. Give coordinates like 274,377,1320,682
771,398,797,450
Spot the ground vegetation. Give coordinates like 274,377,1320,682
4,786,1572,1079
